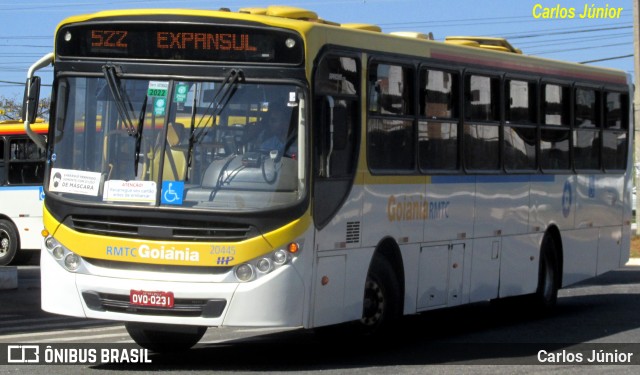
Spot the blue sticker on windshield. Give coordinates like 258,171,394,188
161,181,184,205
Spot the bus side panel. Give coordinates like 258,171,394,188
362,177,426,246
314,181,365,252
474,177,530,237
425,178,475,242
561,229,599,287
575,174,623,229
311,181,374,327
597,226,622,275
310,247,374,328
0,186,44,249
499,233,541,298
530,176,575,232
469,237,500,303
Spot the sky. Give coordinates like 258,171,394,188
0,0,634,100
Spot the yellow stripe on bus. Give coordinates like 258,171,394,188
44,205,311,267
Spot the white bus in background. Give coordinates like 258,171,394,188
0,120,47,265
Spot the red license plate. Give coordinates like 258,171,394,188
130,290,175,308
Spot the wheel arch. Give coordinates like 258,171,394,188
0,215,21,249
371,236,405,312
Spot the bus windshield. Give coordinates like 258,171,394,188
49,76,306,212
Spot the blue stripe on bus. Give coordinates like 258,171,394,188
431,175,555,184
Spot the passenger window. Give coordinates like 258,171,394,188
368,118,415,171
7,138,46,185
419,68,459,171
419,121,458,171
541,84,571,171
464,74,499,170
506,80,536,124
421,69,458,118
464,75,499,121
603,92,628,170
464,124,500,170
543,84,570,126
368,63,413,115
573,88,600,170
504,125,536,170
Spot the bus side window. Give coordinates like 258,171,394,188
7,138,46,185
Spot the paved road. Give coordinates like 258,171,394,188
1,262,640,374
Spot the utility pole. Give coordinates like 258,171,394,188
634,0,640,227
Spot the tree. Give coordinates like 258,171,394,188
0,95,50,122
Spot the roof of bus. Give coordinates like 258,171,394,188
0,120,48,136
55,6,629,87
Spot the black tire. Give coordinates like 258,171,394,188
0,219,18,266
532,235,560,312
125,322,207,353
357,255,402,336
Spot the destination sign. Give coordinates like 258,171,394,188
56,22,304,64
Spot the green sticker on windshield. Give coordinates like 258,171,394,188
174,84,189,103
154,97,166,116
148,81,169,97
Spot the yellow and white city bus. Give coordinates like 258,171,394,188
23,6,632,351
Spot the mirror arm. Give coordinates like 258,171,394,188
24,52,53,151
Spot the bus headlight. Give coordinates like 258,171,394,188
44,235,84,273
52,246,65,260
273,249,288,266
45,236,60,250
64,253,81,271
235,264,254,282
233,241,302,282
256,258,272,273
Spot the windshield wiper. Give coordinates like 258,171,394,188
134,95,148,177
185,83,199,182
187,69,243,181
191,69,244,145
101,64,137,136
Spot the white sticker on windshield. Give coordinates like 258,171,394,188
103,180,157,203
287,91,298,107
49,168,101,196
148,81,169,97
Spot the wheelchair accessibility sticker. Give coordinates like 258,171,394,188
161,181,184,205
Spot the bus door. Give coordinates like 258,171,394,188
311,53,362,327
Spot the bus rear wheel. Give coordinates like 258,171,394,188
358,255,401,336
0,220,18,266
125,322,207,353
532,235,560,312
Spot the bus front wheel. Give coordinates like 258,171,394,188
0,220,18,266
359,255,401,335
125,322,207,353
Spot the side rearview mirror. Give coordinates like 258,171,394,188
22,76,41,123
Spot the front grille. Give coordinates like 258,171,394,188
83,257,232,275
82,292,227,318
67,215,255,242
